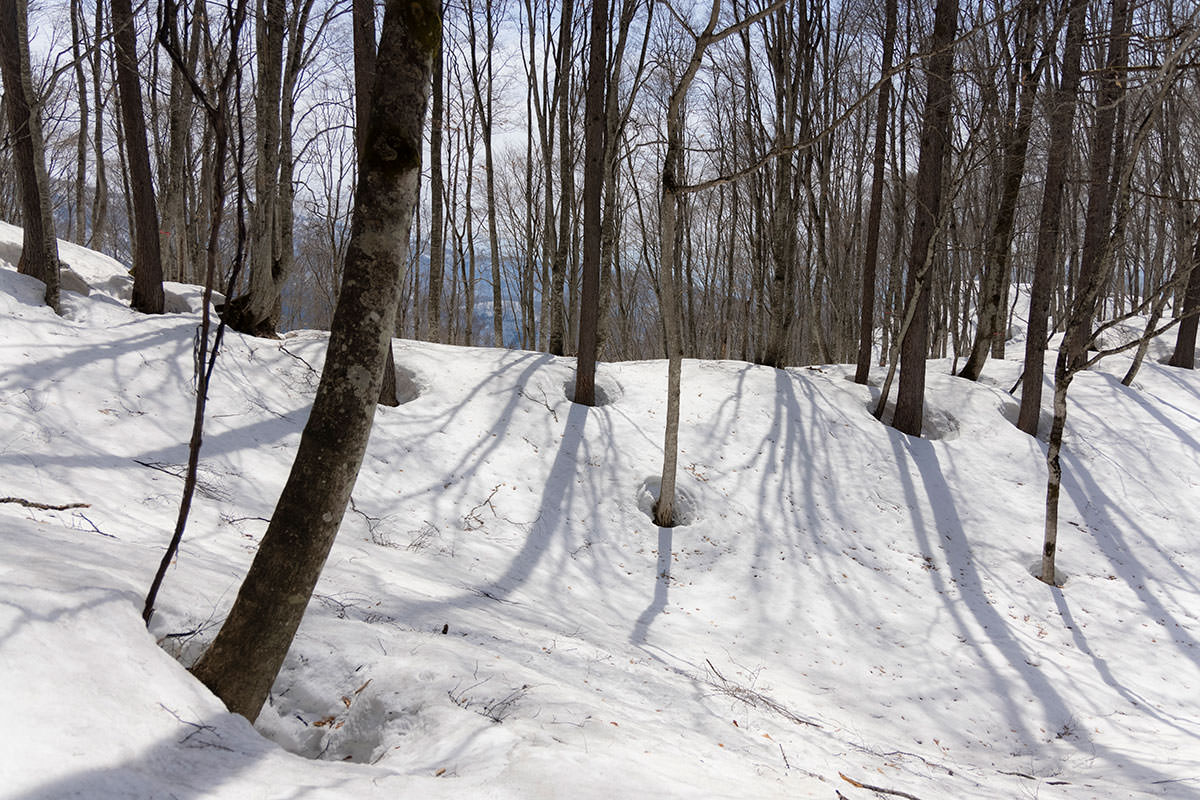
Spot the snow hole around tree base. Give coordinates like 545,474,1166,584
636,476,700,528
867,397,961,440
563,372,623,406
1026,560,1069,587
393,363,423,404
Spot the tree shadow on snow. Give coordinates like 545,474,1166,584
895,433,1199,792
631,527,673,646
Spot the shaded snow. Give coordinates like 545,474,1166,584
2,220,1199,799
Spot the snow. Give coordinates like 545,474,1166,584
2,218,1199,798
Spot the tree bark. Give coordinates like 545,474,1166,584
190,0,437,721
427,25,444,341
466,0,504,347
891,0,959,436
1063,0,1130,370
654,0,731,527
70,0,89,244
0,0,60,312
112,0,166,313
958,0,1043,381
352,0,399,406
548,0,574,356
1039,353,1069,586
1168,217,1200,369
853,0,897,385
1017,0,1085,436
574,0,608,406
89,0,110,251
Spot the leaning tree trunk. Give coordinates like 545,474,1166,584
112,0,165,313
190,0,437,721
0,0,60,312
891,0,959,436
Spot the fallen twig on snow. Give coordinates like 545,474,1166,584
133,459,230,501
463,484,502,530
519,384,559,422
1,496,89,511
838,772,924,800
703,659,822,728
71,512,116,538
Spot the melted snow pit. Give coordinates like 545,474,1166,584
868,400,961,441
636,476,700,527
563,375,622,406
394,364,422,404
1027,560,1070,587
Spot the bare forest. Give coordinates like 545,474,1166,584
4,0,1200,789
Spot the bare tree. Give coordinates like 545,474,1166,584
957,0,1048,380
427,10,446,340
574,0,608,405
466,0,507,346
1168,218,1200,369
853,0,897,385
352,0,401,406
1017,0,1085,436
112,0,166,313
190,0,438,721
0,0,60,312
653,0,782,526
891,0,960,436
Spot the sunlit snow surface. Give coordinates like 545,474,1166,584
2,219,1199,799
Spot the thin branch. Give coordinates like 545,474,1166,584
838,772,926,800
0,497,89,510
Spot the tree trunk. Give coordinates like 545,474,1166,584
427,28,444,341
1169,217,1200,369
190,0,437,721
1018,0,1084,436
0,0,60,312
548,0,574,356
351,0,399,405
891,0,959,436
853,0,896,385
1038,0,1132,587
161,43,195,283
112,0,166,313
958,0,1042,381
70,0,89,244
1039,352,1069,586
226,0,286,335
89,0,109,251
654,0,730,528
574,0,608,406
1063,0,1130,370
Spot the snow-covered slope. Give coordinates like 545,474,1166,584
2,221,1198,799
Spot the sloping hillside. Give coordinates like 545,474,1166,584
2,221,1198,799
